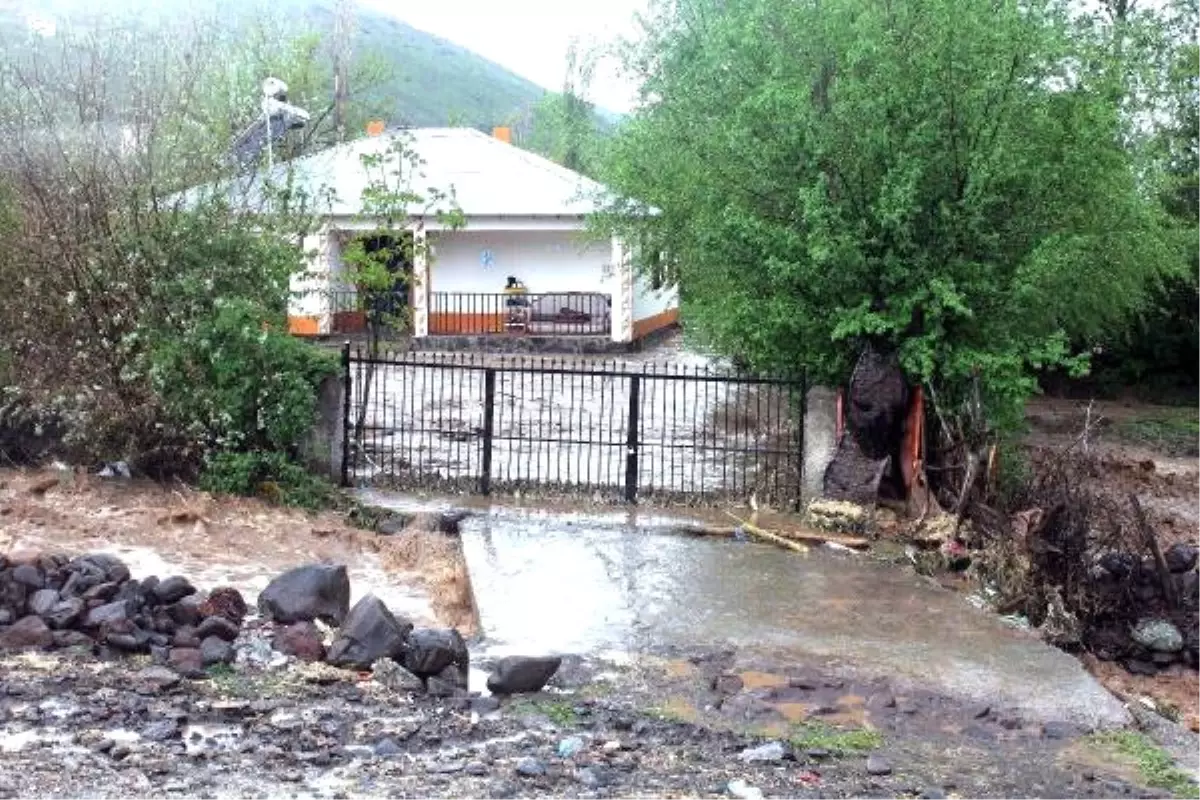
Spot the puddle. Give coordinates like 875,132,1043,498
358,499,1131,728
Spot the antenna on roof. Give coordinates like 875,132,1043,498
229,77,312,170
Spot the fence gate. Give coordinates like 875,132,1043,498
341,347,807,507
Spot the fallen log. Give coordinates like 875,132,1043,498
679,519,870,551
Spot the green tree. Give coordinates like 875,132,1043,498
597,0,1182,430
518,42,604,176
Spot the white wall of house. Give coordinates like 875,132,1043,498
632,271,679,322
428,229,614,296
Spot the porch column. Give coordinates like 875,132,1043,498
610,235,634,343
411,224,429,338
291,229,333,336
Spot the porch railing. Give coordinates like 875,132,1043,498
323,289,408,334
428,291,611,336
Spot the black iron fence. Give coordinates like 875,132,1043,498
299,289,408,335
428,292,611,336
340,347,807,507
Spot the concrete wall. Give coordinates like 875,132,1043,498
429,229,614,295
301,372,346,483
803,386,839,500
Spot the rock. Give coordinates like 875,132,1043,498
576,767,604,788
375,515,410,536
866,754,892,775
165,599,202,628
173,626,201,648
727,779,763,800
514,757,546,777
1130,618,1183,653
51,630,93,649
106,629,151,652
713,673,744,695
1152,650,1178,665
0,609,12,626
486,655,561,694
739,741,786,763
0,615,53,650
257,564,350,626
465,761,489,776
430,759,466,774
27,588,59,617
199,587,248,624
557,736,585,758
168,647,205,677
1177,572,1199,609
196,616,240,642
427,664,468,697
11,564,44,589
326,595,413,669
200,636,235,666
806,748,830,760
68,554,130,585
1124,658,1159,676
82,582,119,602
135,666,181,693
919,789,947,799
373,738,403,758
274,621,327,662
141,719,180,742
972,705,992,720
403,627,469,677
152,577,196,605
84,600,130,628
1165,543,1198,573
372,658,424,692
471,695,501,715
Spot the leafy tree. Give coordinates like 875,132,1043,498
516,42,605,176
596,0,1183,431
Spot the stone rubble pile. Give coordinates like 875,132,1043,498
0,554,560,696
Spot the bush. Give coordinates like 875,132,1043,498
200,450,337,511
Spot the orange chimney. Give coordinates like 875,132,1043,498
366,120,386,137
492,126,512,144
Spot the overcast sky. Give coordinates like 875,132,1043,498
357,0,648,113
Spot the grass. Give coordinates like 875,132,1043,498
1112,409,1199,457
789,720,884,756
509,698,579,726
1087,731,1199,798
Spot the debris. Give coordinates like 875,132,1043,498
727,778,764,800
724,512,809,554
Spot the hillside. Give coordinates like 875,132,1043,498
2,0,550,130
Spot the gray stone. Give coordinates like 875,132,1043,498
515,756,546,777
68,554,130,585
1124,658,1158,676
257,564,351,626
1165,543,1198,573
200,636,235,666
82,582,119,602
196,615,239,642
166,600,202,628
141,719,180,741
106,629,150,652
0,615,53,650
465,761,489,776
11,564,44,589
84,600,130,628
739,741,786,763
486,655,561,694
919,789,947,799
430,759,465,774
1130,618,1184,653
173,626,200,648
427,664,468,697
327,595,413,669
152,577,196,605
806,748,830,759
471,695,502,715
372,658,425,692
27,588,59,617
373,738,403,758
403,627,469,677
714,673,744,695
866,754,892,776
1041,721,1075,740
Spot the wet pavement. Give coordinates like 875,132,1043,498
363,493,1130,729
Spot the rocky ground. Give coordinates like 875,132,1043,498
1,641,1193,800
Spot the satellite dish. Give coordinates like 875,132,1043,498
229,77,311,170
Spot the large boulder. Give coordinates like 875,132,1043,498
486,655,562,694
27,588,60,617
0,615,54,650
44,597,85,629
1131,618,1184,653
1165,543,1198,574
257,564,351,626
326,595,413,669
402,627,469,677
66,554,130,586
152,576,196,605
84,600,131,628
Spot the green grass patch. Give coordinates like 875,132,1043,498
789,720,883,755
1088,731,1199,798
508,698,578,726
1112,409,1199,457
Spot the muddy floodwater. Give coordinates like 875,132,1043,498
364,492,1129,729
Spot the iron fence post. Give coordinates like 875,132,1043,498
340,341,352,488
624,375,641,503
481,368,496,495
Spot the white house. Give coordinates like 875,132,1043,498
263,127,678,345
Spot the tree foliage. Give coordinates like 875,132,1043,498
597,0,1185,429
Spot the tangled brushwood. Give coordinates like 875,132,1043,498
965,451,1198,670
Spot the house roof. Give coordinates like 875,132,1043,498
207,127,613,219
